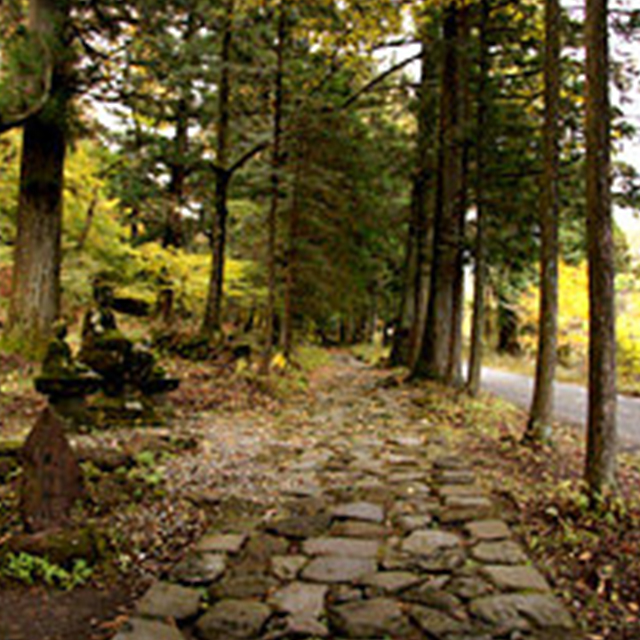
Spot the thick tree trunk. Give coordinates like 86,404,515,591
7,0,70,357
526,0,561,443
203,0,234,336
412,5,464,382
467,0,491,396
262,3,286,372
163,99,188,248
585,0,617,494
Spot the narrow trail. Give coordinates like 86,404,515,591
114,353,581,640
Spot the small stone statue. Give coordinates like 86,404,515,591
41,321,77,378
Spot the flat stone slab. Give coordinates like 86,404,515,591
136,581,201,621
402,530,462,556
396,514,433,533
195,599,272,639
471,541,528,565
470,594,575,630
113,618,185,640
438,469,476,485
481,566,551,593
303,537,381,558
331,520,388,538
465,520,511,541
271,555,308,581
332,501,385,523
302,556,377,583
439,485,485,497
360,571,423,593
329,597,413,638
171,553,226,586
266,514,331,539
196,533,247,555
269,582,328,618
210,574,276,600
409,605,470,637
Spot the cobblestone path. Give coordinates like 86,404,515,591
115,355,581,640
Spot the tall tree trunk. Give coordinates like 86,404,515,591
467,0,491,396
7,0,71,357
412,5,464,382
585,0,617,494
282,138,304,359
526,0,561,443
163,98,188,248
203,0,234,336
447,5,471,387
262,3,287,372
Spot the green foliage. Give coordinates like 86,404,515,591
2,553,93,590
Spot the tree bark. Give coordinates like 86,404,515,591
412,5,464,382
163,98,188,248
467,0,491,396
203,0,234,336
262,2,287,372
585,0,617,494
526,0,561,443
7,0,71,357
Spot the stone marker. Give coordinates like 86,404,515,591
20,408,84,532
137,581,201,621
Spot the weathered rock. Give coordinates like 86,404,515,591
360,571,423,593
439,500,493,524
171,553,226,585
433,457,466,470
302,556,377,583
437,470,476,485
331,520,388,538
195,599,272,639
409,605,470,638
329,584,364,603
402,584,463,615
471,541,528,565
303,537,381,558
439,485,485,498
271,555,308,581
464,520,510,541
136,581,201,621
113,618,185,640
447,575,494,600
20,408,84,532
481,566,551,593
269,582,328,619
196,533,247,555
210,574,276,600
329,597,412,638
266,514,331,539
396,514,433,533
470,594,574,630
402,530,462,557
332,501,385,523
416,548,466,573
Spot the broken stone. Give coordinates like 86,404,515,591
470,594,574,630
195,599,272,639
113,618,185,640
171,553,226,586
269,582,328,619
481,565,551,593
402,530,461,556
196,533,247,555
266,514,331,539
302,556,377,583
465,520,511,541
360,570,423,594
409,605,470,637
136,581,201,621
331,520,388,538
331,501,385,523
271,555,308,581
303,537,381,558
329,597,412,638
471,541,528,565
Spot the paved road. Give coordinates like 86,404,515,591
480,367,640,451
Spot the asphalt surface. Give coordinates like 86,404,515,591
480,367,640,451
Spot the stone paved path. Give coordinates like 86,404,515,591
114,354,582,640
